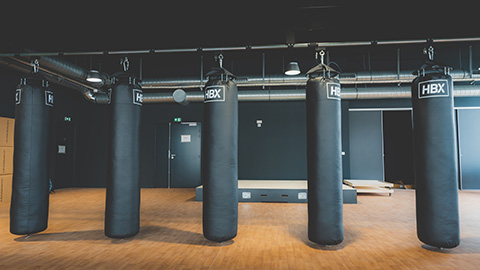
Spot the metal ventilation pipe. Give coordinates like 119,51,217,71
16,49,108,88
4,52,479,105
0,57,108,104
141,70,480,89
143,91,203,103
81,90,109,104
142,84,480,103
28,54,89,82
9,53,476,90
341,86,411,99
41,57,108,89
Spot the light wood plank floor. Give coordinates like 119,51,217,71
1,188,480,269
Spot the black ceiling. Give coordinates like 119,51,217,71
2,1,477,53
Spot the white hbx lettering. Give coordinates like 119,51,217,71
45,91,54,107
15,89,21,104
205,89,221,99
327,83,341,100
133,89,143,106
418,79,449,99
422,83,445,95
136,93,143,102
204,86,225,103
330,85,340,97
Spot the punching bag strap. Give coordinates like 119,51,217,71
206,54,236,83
111,55,140,87
24,60,49,87
414,45,452,77
307,50,340,80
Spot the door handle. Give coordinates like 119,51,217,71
171,153,176,160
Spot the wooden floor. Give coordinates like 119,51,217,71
1,188,480,269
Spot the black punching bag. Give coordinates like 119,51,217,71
202,67,238,242
412,59,460,248
306,63,343,245
105,73,143,238
10,74,53,235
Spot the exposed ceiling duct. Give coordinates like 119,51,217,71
142,84,480,103
0,57,109,104
4,54,480,104
7,55,106,89
2,44,480,105
141,70,480,89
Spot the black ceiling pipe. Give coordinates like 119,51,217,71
10,73,53,236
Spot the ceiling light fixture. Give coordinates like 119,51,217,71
285,61,301,75
86,70,103,83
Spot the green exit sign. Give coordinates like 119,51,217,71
64,116,72,122
174,117,182,122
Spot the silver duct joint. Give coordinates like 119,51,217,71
81,90,109,104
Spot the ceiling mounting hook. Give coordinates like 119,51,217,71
31,59,40,73
428,46,434,61
121,56,130,72
424,45,434,61
315,50,325,65
319,50,325,65
215,54,224,68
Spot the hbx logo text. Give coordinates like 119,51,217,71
15,89,21,105
418,79,449,99
204,86,225,103
133,89,143,106
45,91,54,107
327,83,341,100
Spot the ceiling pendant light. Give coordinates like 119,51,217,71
285,61,301,75
86,70,103,83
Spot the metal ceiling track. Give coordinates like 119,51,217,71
1,37,480,57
